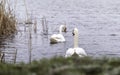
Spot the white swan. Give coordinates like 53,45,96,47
65,28,87,57
50,25,66,44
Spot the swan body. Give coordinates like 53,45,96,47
50,34,65,43
50,25,66,44
65,28,87,57
65,48,87,57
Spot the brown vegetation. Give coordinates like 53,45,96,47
0,0,16,36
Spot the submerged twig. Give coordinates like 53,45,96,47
28,24,32,64
0,52,5,63
14,49,17,64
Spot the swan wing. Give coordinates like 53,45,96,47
75,48,87,57
65,48,74,57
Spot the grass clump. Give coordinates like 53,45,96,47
0,0,16,36
0,57,120,75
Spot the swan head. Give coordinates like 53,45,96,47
72,28,78,36
60,25,67,32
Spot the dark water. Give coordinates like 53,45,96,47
1,0,120,63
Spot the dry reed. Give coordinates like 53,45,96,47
0,0,16,36
33,17,37,33
41,16,48,35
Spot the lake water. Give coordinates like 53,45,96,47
1,0,120,63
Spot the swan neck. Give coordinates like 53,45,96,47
74,31,79,48
59,26,63,34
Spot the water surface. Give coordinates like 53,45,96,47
1,0,120,63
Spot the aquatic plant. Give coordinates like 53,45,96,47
0,57,120,75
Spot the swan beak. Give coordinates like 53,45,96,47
64,27,67,32
63,27,67,32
